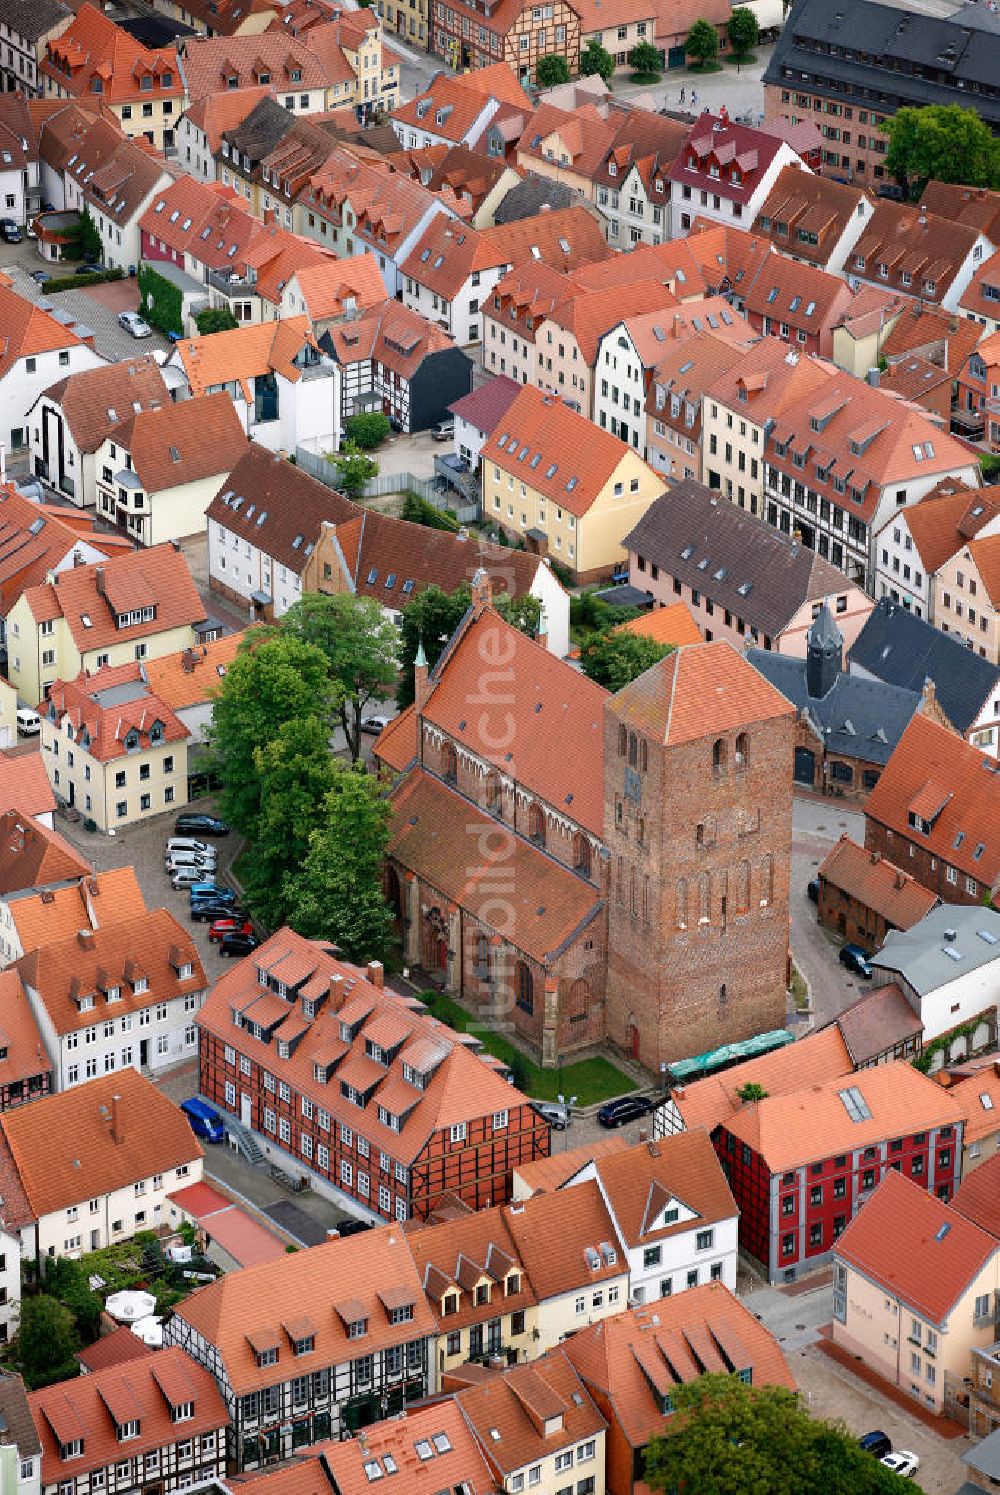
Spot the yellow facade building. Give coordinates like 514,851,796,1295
480,385,663,584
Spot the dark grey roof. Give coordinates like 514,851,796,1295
765,0,1000,128
494,172,576,226
0,0,69,41
119,14,195,45
848,597,1000,734
964,1434,1000,1479
223,97,295,165
747,648,920,765
809,601,842,650
874,906,1000,998
592,584,654,609
623,480,857,641
0,1374,40,1458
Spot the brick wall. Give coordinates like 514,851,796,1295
864,818,985,906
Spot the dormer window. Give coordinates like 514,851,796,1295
257,1346,278,1367
132,977,148,994
442,1292,459,1316
105,986,121,1003
389,1304,413,1325
117,1422,140,1442
293,1336,314,1356
608,162,617,176
475,1283,490,1306
178,963,193,980
124,729,140,752
171,1403,194,1423
506,1272,521,1296
60,1442,83,1462
347,1319,368,1340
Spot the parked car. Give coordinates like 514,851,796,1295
165,851,217,874
859,1432,892,1460
15,708,40,736
0,219,21,243
208,916,253,941
29,269,50,285
839,942,873,979
190,900,246,924
175,812,230,837
189,882,234,903
880,1452,919,1479
166,837,213,856
361,714,392,734
531,1100,572,1130
118,310,151,338
807,879,820,903
431,418,455,441
333,1219,374,1238
180,1097,225,1143
597,1095,655,1129
219,931,260,957
171,866,211,889
74,262,103,275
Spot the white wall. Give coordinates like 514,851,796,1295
209,519,304,617
3,344,104,458
0,1226,20,1346
35,1154,203,1260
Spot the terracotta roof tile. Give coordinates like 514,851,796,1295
456,1351,605,1474
744,253,853,333
0,749,57,822
179,31,330,105
17,906,204,1037
818,834,940,929
36,356,169,454
611,638,795,747
547,281,679,366
372,704,417,775
0,809,89,895
668,1023,853,1135
562,1284,795,1448
0,968,51,1095
881,301,982,373
287,252,386,323
206,444,356,573
182,87,272,155
724,1060,963,1173
921,181,1000,242
953,1150,1000,1236
389,770,603,963
0,487,110,616
399,205,610,300
406,1206,535,1330
24,543,204,656
421,604,607,835
617,603,702,649
448,373,521,432
836,1168,998,1323
393,64,531,137
833,983,922,1068
850,201,983,305
7,868,146,957
173,316,317,403
0,1067,203,1224
76,1327,155,1374
947,1064,1000,1146
42,4,183,108
325,298,459,382
896,479,1000,575
352,507,551,608
753,165,872,266
31,1348,226,1487
319,1400,495,1495
46,665,190,764
864,713,1000,890
108,391,247,495
0,280,89,381
969,532,1000,607
580,1131,735,1249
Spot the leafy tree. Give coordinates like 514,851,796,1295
579,631,671,691
281,593,399,762
344,411,391,450
579,37,615,84
685,17,719,68
206,632,337,834
536,53,570,87
195,305,239,335
74,204,102,263
248,716,340,927
735,1081,768,1103
397,583,542,708
284,764,392,961
44,1258,101,1344
981,452,1000,482
18,1295,80,1389
331,441,379,497
645,1374,913,1495
401,491,461,532
628,41,662,78
885,104,1000,192
727,5,759,59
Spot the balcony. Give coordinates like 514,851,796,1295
207,268,257,300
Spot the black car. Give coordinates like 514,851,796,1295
333,1219,374,1238
175,812,230,837
191,900,246,924
74,262,102,275
859,1431,892,1460
219,931,260,957
597,1095,655,1128
839,943,873,979
807,879,820,903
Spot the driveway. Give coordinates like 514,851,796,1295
790,793,873,1031
2,262,172,363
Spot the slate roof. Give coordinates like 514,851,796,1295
0,0,69,42
492,172,575,225
747,647,921,766
623,480,860,641
222,95,294,166
873,906,1000,999
848,596,1000,735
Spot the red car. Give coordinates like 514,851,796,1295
208,916,253,943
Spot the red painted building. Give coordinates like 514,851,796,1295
197,928,548,1222
714,1061,964,1282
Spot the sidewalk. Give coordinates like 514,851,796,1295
611,43,774,118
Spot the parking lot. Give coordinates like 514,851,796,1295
1,247,172,363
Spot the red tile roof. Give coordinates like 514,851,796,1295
0,968,52,1095
31,1347,226,1486
325,299,457,382
37,356,169,455
0,749,56,821
182,87,272,155
562,1283,795,1449
7,868,147,958
0,1068,203,1225
178,31,332,106
0,809,90,895
76,1327,155,1374
393,65,531,138
849,201,984,306
0,279,90,380
753,165,872,268
46,665,189,764
42,4,183,107
669,112,786,207
723,1060,963,1173
448,373,521,432
421,603,608,836
616,603,703,649
896,480,1000,576
611,638,795,747
818,834,940,929
581,1129,737,1248
320,1402,494,1495
456,1351,605,1476
835,1168,998,1324
24,543,205,656
400,206,610,300
947,1063,1000,1146
864,714,1000,891
953,1150,1000,1237
107,391,248,494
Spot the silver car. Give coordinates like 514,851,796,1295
118,310,152,339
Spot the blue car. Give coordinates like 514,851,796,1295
180,1097,225,1143
839,943,873,979
189,884,235,904
597,1095,655,1128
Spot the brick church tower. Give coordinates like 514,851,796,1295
603,640,796,1072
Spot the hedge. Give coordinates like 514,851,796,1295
43,267,124,294
137,262,182,337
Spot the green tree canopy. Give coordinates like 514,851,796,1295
344,412,391,450
281,593,399,762
43,1258,102,1345
885,104,1000,191
685,17,719,67
536,53,570,86
72,204,102,263
18,1294,80,1389
579,630,671,691
727,5,759,58
195,306,239,335
397,583,542,709
628,40,662,77
735,1081,768,1103
249,715,340,928
284,764,392,960
645,1375,914,1495
330,441,379,497
579,37,615,83
206,631,337,834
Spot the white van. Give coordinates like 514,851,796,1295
16,708,40,736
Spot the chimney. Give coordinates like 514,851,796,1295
328,971,345,1007
95,566,106,596
77,929,96,951
471,568,492,615
895,871,906,890
367,959,384,989
110,1093,124,1145
921,677,937,712
866,367,880,388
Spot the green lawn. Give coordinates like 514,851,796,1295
421,991,635,1104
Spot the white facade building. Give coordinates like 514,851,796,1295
873,907,1000,1047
